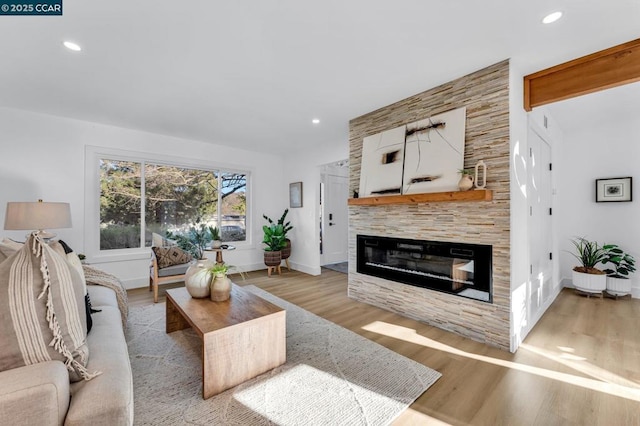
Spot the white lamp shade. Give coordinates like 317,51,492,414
4,201,72,231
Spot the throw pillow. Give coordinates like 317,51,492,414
52,240,92,333
152,246,192,269
152,232,177,248
0,238,22,259
0,233,99,382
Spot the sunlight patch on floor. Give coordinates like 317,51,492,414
519,343,640,388
362,321,640,402
394,407,452,425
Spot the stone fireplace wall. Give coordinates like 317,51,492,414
348,60,511,350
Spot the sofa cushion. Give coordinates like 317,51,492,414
67,305,133,426
152,245,192,269
0,360,70,426
0,238,22,261
0,234,97,382
158,262,190,277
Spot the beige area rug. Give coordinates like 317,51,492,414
126,285,441,425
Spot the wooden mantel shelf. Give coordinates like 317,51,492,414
347,189,493,206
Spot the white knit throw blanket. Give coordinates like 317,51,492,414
83,265,129,328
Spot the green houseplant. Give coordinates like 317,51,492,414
263,209,293,269
262,222,286,276
602,244,636,296
207,263,244,302
569,237,608,294
166,221,212,260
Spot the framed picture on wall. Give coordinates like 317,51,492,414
595,177,632,202
290,182,303,208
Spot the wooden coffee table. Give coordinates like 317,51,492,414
165,285,286,399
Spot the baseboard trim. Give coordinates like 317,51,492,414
290,262,321,276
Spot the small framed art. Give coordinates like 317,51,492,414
289,182,303,208
595,177,632,202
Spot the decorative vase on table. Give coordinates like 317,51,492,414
210,273,231,302
184,259,213,298
458,174,474,191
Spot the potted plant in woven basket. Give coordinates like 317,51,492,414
569,237,608,294
263,209,293,268
602,244,636,297
262,222,285,275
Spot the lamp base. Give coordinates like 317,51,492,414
33,230,56,241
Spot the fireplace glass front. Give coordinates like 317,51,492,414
357,235,492,302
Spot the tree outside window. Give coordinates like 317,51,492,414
99,159,247,250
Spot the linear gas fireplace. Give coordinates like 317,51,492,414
357,235,492,302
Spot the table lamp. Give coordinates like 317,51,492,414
4,200,72,240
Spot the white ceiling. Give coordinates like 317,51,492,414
0,0,638,155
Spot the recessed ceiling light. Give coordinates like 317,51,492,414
542,11,563,24
63,41,82,51
312,119,320,124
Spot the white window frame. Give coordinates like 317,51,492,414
84,146,252,263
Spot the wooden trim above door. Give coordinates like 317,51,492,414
523,38,640,111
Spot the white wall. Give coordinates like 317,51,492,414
0,106,286,288
282,142,349,275
556,113,640,297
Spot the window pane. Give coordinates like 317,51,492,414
144,164,218,245
100,159,142,250
220,173,247,242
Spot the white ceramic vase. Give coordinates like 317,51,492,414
458,174,474,191
184,259,213,298
606,276,632,296
572,270,606,294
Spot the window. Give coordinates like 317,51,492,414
96,154,248,252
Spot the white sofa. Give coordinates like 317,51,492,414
0,284,133,426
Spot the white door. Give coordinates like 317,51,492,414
322,173,349,265
528,129,553,319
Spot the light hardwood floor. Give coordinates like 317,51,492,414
128,269,640,426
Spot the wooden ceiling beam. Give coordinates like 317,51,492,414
523,38,640,111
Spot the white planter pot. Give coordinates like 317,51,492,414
572,270,606,293
606,276,632,296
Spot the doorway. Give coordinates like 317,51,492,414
527,125,554,325
320,160,349,266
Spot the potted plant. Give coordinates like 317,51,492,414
602,244,636,296
569,237,608,294
209,226,222,249
263,209,293,269
262,222,285,276
207,263,244,302
457,168,474,191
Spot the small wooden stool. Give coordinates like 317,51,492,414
267,265,282,277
